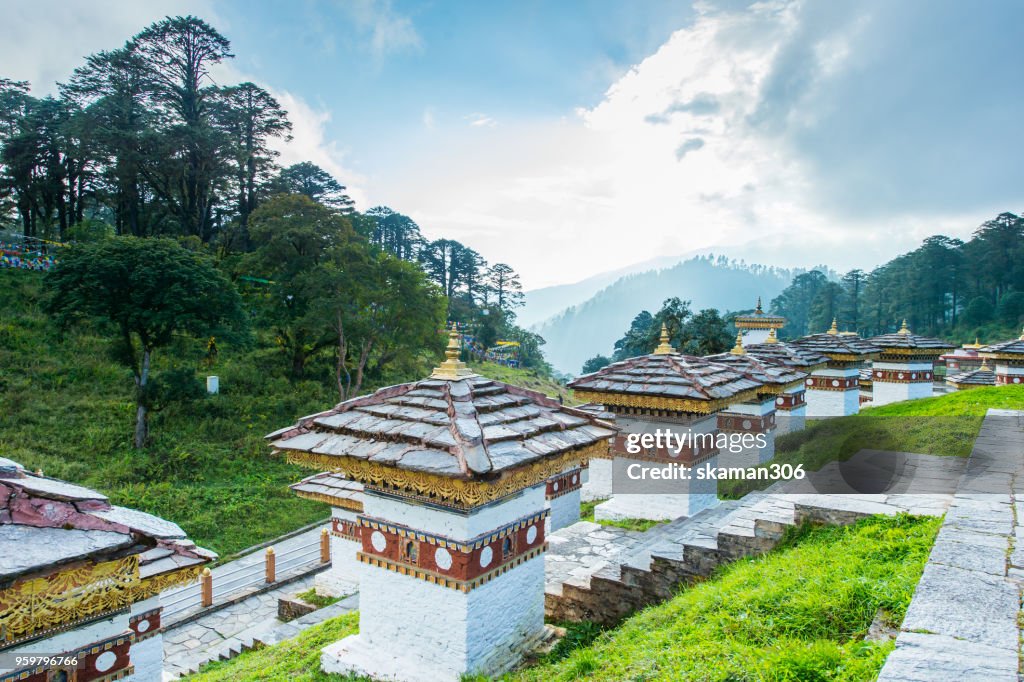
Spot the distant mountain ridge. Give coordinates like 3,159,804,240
533,256,796,374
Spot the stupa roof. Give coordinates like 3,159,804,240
858,368,874,385
745,331,830,371
733,297,786,330
946,363,997,388
290,472,364,511
980,329,1024,358
869,321,955,354
704,335,807,395
0,458,215,585
567,327,762,412
789,319,880,359
268,330,614,509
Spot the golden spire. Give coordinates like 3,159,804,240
653,323,676,355
755,296,764,315
980,358,992,372
430,324,476,380
827,318,838,335
765,328,779,344
898,319,910,335
730,332,745,355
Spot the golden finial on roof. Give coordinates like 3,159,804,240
963,337,983,349
898,319,910,335
755,297,764,315
765,328,779,344
980,358,992,372
730,332,745,355
430,324,476,379
827,318,838,335
653,323,676,355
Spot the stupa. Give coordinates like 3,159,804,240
567,325,762,521
789,320,880,417
0,458,214,682
946,359,997,391
866,321,954,405
979,328,1024,385
705,333,808,466
267,327,614,682
744,328,829,434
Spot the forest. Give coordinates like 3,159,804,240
770,212,1024,341
0,16,546,425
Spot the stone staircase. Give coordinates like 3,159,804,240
546,490,952,625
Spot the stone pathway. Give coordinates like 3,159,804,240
160,522,329,626
877,409,1024,682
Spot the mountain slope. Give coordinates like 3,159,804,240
535,257,793,374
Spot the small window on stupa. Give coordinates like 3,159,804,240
502,536,515,560
404,540,418,564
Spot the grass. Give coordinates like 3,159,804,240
721,385,1024,499
0,270,566,557
183,514,941,682
297,588,341,609
580,498,666,532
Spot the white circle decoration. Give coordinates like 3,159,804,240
742,420,752,430
911,373,917,380
526,525,538,544
831,379,840,387
479,546,493,567
1015,377,1021,384
136,618,150,633
370,531,387,552
553,481,559,491
572,474,578,484
806,379,813,386
95,651,117,673
776,397,784,405
434,547,452,571
898,373,905,380
876,371,883,378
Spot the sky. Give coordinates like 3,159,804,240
2,0,1022,289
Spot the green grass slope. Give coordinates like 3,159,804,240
723,385,1024,498
185,514,940,682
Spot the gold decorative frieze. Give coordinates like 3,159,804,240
293,489,364,512
285,441,607,510
572,389,760,415
0,556,138,645
135,565,205,600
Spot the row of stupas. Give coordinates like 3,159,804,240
0,458,215,682
264,309,1021,682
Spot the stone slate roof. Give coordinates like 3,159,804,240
567,353,762,410
980,333,1024,357
789,332,880,358
744,341,829,371
703,352,808,394
946,367,997,387
869,331,955,352
290,472,364,511
859,368,874,385
267,376,616,480
0,459,215,584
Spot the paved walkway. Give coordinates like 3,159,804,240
878,409,1024,682
160,522,329,626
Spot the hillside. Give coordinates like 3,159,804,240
186,514,940,681
534,256,794,374
0,270,564,557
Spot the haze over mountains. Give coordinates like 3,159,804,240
526,255,805,375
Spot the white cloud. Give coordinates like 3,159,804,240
372,1,1004,289
465,113,497,128
264,89,369,209
339,0,422,58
